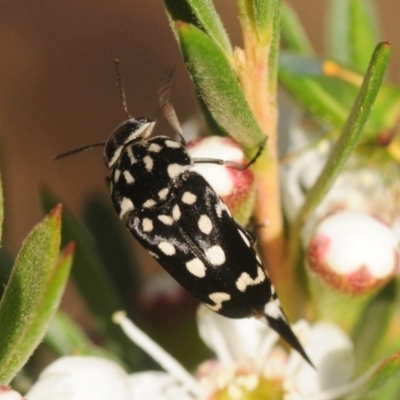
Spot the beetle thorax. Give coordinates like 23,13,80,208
109,135,193,218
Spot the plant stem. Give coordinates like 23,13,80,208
235,2,295,315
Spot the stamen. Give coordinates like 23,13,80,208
113,311,202,398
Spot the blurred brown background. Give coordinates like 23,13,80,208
0,1,399,251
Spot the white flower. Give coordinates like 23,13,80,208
25,356,132,400
19,311,372,400
24,355,194,400
196,307,357,400
0,386,25,400
306,210,398,293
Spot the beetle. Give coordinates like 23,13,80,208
56,64,312,366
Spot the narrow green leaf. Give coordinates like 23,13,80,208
253,0,277,38
236,0,281,94
279,53,400,137
352,281,396,371
326,0,380,71
164,0,232,56
281,2,314,54
236,0,279,42
348,352,400,400
177,22,264,154
236,0,252,33
367,84,400,137
289,42,391,262
46,311,126,365
40,189,138,368
279,54,354,127
268,0,280,93
349,0,381,71
326,0,351,64
0,206,67,384
83,195,140,308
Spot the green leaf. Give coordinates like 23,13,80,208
368,84,400,137
177,22,264,154
300,42,390,221
46,311,124,365
326,0,380,71
348,352,400,400
288,42,391,266
83,195,141,308
40,189,139,368
268,0,281,93
236,0,278,40
279,54,355,127
281,2,314,55
279,53,400,137
352,281,396,371
236,0,280,92
253,0,278,40
0,206,70,384
164,0,232,56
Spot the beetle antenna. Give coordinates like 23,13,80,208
158,67,185,144
114,58,132,119
53,142,105,160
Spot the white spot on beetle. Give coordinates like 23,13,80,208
119,197,134,218
123,170,135,184
158,188,169,200
114,168,121,182
143,156,154,172
264,298,285,321
205,246,225,266
126,147,136,164
158,215,174,225
165,140,181,148
143,199,156,208
182,192,197,205
172,205,181,221
215,202,223,218
158,241,176,256
236,267,266,292
148,143,162,153
186,258,206,278
198,215,212,235
142,218,153,232
207,292,231,311
167,164,187,179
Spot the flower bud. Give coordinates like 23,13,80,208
187,136,255,224
0,386,24,400
307,210,398,295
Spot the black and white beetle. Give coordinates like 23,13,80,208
56,65,312,366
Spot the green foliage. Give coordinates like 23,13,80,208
0,205,71,384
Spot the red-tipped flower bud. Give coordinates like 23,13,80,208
307,210,398,295
187,136,256,224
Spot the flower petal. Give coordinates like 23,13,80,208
0,386,25,400
197,306,276,365
128,371,194,400
285,322,354,398
25,356,131,400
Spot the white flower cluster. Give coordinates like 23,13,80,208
6,309,374,400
